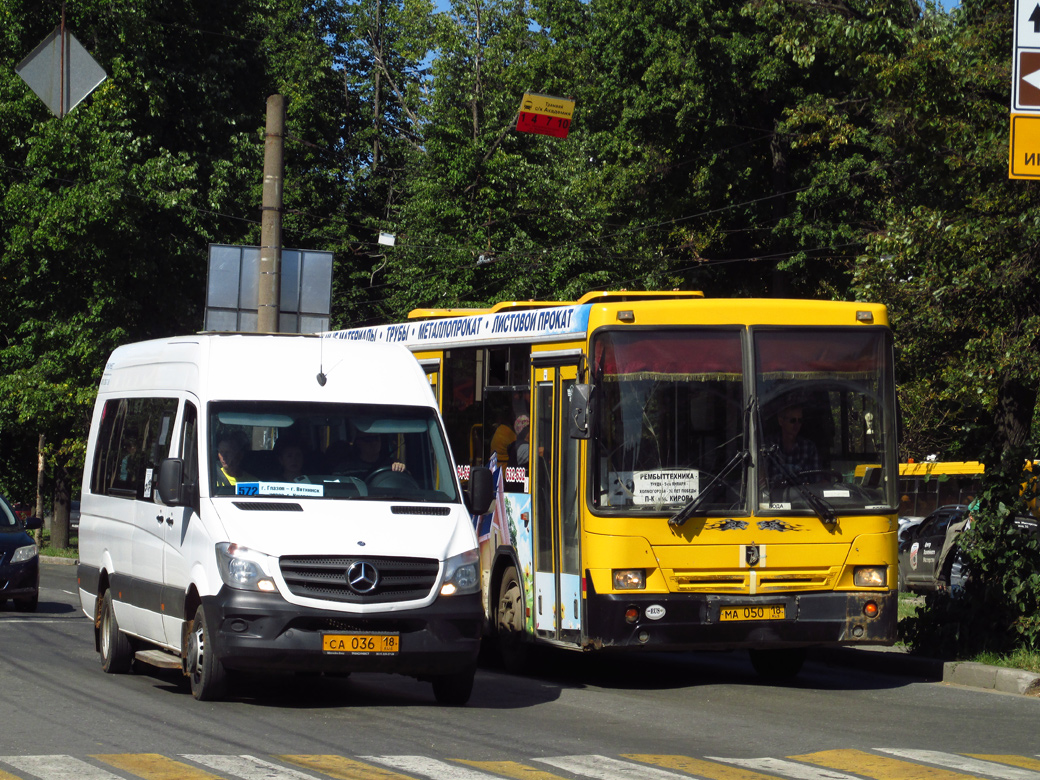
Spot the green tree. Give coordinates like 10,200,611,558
0,0,350,542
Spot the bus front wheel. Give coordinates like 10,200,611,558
496,565,530,674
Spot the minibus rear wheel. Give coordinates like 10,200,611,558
99,590,133,674
187,605,227,701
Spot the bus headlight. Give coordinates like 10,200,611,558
216,543,277,592
854,566,887,588
440,549,480,596
613,569,645,590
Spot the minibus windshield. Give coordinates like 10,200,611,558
208,401,459,503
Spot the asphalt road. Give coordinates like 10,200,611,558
0,561,1037,780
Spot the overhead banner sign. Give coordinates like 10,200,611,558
1011,0,1040,177
516,92,575,139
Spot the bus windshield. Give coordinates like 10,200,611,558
754,328,896,515
590,327,897,515
208,401,459,503
591,329,747,513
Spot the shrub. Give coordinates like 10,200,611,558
900,444,1040,658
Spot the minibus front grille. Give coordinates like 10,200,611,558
279,555,440,603
390,506,451,516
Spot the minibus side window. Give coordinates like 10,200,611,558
90,397,179,500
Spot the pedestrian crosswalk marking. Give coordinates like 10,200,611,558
279,755,413,780
452,759,571,780
707,756,866,780
184,754,326,780
631,754,818,780
793,749,991,780
94,753,222,780
876,750,1040,780
967,757,1040,774
0,756,124,780
363,756,504,779
534,755,692,779
1,751,1040,780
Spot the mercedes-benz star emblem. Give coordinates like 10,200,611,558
345,561,379,594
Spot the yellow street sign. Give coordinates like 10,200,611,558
517,93,575,139
1009,113,1040,178
519,93,575,119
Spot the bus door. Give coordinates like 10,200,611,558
532,361,582,646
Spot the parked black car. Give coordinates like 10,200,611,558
0,493,42,611
898,503,1038,593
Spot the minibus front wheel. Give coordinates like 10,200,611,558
187,605,228,701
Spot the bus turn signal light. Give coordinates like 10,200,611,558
863,600,879,619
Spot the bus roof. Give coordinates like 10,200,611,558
406,290,705,321
900,461,985,477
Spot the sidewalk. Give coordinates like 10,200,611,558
812,645,1040,697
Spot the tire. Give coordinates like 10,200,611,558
186,604,227,701
748,647,807,681
431,663,476,706
14,592,38,612
496,565,530,674
99,590,133,674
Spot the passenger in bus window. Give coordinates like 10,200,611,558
767,404,821,476
215,431,256,492
508,415,530,466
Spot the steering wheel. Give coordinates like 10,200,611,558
366,467,420,490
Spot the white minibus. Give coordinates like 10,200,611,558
77,333,492,703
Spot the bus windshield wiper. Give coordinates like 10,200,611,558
669,448,751,527
670,396,754,528
763,445,838,526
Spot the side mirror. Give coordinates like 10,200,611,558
23,516,43,531
467,466,494,516
158,458,185,506
568,383,593,440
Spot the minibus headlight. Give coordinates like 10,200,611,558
854,566,887,588
613,569,645,590
217,542,277,592
11,544,38,564
440,549,480,596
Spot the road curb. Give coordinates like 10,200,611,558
944,661,1040,696
41,556,78,566
812,646,1040,697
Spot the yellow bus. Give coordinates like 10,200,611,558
327,291,900,678
896,461,984,518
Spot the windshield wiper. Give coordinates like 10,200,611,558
670,396,754,528
763,445,838,526
669,448,751,527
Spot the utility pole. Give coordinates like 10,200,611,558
258,94,285,333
